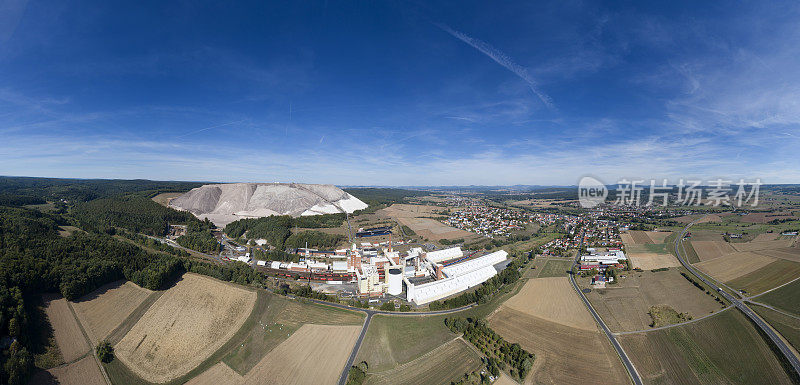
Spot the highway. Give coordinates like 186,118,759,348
673,216,800,378
568,254,643,385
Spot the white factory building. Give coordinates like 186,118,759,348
580,249,626,264
405,249,508,305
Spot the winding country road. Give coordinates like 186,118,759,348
673,216,800,378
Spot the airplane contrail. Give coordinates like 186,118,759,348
436,23,555,109
176,120,245,138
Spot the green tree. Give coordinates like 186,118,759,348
96,340,114,363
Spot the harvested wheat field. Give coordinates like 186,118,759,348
501,277,596,330
645,231,671,243
488,307,628,385
754,247,800,262
243,324,360,385
115,273,257,383
620,233,635,245
690,240,736,261
29,355,106,385
694,252,775,282
494,373,520,385
185,362,243,385
365,338,482,385
629,231,654,244
71,280,152,344
731,239,794,252
629,253,681,270
42,295,89,363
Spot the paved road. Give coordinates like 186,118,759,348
337,313,373,385
673,217,800,377
568,262,643,385
326,297,476,385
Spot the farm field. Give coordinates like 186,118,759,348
185,362,241,385
583,268,723,332
694,251,775,282
71,280,153,344
187,324,361,385
754,277,800,316
380,204,475,240
619,309,794,384
30,355,106,385
365,338,482,385
645,231,672,243
115,273,257,383
356,314,455,372
751,304,800,355
690,240,736,261
753,246,800,263
731,239,795,252
501,277,596,330
223,291,364,374
493,373,520,385
726,259,800,295
741,212,799,223
41,295,89,363
524,256,550,278
488,307,629,384
623,231,680,270
242,324,360,385
536,259,574,278
630,230,654,244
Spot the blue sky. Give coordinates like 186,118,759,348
1,1,799,185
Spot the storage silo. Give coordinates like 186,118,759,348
387,267,403,296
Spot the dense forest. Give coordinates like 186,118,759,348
71,194,199,236
225,215,345,251
0,176,203,203
175,220,222,254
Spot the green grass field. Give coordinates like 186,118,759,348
726,259,800,296
364,338,482,385
620,309,795,384
537,259,574,278
755,278,800,316
355,314,455,372
679,239,700,264
751,304,800,354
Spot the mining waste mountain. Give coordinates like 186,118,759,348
169,183,368,226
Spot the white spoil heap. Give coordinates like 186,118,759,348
169,182,367,227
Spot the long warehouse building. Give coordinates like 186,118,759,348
406,249,508,305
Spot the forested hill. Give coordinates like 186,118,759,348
0,204,264,384
0,176,203,203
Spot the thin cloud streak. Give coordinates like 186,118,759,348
175,120,245,139
436,23,555,109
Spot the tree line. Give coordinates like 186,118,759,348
444,317,534,381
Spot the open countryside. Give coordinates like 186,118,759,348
4,1,800,384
